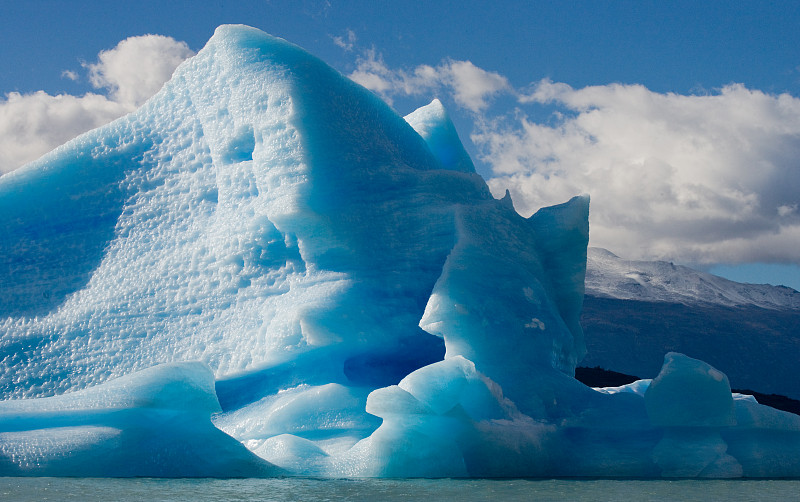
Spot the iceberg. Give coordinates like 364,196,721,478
1,25,799,478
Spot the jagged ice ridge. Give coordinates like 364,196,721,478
1,25,799,478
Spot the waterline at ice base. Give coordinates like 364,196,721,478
1,25,798,478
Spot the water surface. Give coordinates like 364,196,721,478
3,477,800,501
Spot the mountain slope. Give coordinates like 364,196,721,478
586,247,800,310
582,248,800,399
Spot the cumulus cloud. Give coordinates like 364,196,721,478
481,81,800,264
0,92,131,174
85,34,194,108
349,50,510,112
1,35,193,174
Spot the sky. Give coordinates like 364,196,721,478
2,0,800,290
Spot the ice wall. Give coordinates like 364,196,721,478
1,25,799,478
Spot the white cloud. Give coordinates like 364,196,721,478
446,60,511,112
1,35,194,174
778,204,798,217
481,81,800,264
349,50,510,112
0,91,130,174
85,34,195,108
61,70,79,82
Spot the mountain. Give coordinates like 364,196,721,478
581,247,800,399
1,25,799,478
586,247,800,309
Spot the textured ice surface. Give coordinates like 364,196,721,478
1,25,799,478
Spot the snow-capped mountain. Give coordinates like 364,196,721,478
581,247,800,400
586,247,800,310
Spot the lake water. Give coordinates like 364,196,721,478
2,478,800,501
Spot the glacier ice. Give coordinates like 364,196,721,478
1,24,800,478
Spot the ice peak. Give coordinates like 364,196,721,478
404,99,476,173
204,24,303,64
499,189,514,210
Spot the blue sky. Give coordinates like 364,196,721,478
2,0,800,290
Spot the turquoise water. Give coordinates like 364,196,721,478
2,478,800,501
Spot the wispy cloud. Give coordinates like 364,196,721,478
1,35,194,174
332,29,356,52
61,70,79,82
349,50,510,112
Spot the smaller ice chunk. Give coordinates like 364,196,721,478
727,398,800,477
733,397,800,431
336,357,522,477
0,362,278,477
252,434,329,474
645,352,735,427
644,353,742,477
397,356,508,420
341,356,558,478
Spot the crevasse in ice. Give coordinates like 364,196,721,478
1,25,799,478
